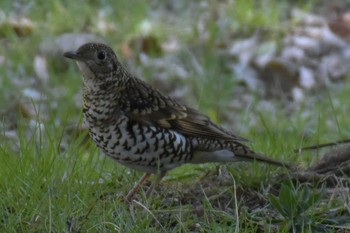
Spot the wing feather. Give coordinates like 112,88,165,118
120,77,247,142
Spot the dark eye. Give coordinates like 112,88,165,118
97,51,106,60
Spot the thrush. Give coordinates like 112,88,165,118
64,43,294,201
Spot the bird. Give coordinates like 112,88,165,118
64,43,294,201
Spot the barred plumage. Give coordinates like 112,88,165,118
64,43,294,201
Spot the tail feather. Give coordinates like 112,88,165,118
235,152,295,170
191,149,295,170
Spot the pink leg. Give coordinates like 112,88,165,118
145,171,166,198
126,173,151,202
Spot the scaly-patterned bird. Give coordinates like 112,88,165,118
64,43,294,201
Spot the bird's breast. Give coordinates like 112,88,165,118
83,107,192,173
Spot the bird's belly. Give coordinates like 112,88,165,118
85,114,191,173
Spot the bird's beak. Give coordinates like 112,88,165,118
63,51,82,60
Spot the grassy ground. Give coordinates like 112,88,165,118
1,0,350,232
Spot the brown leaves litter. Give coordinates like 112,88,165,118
0,17,34,37
129,143,350,231
121,35,163,60
307,144,350,174
286,143,350,186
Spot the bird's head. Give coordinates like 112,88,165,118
64,43,122,83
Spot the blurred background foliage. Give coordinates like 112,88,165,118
1,0,350,231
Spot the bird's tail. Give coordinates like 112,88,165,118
191,149,296,170
235,151,296,170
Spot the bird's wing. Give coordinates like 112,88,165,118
119,77,248,142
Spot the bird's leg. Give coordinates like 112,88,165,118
126,173,151,202
145,171,166,198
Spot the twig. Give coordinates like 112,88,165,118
294,139,350,153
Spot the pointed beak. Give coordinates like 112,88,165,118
63,51,82,60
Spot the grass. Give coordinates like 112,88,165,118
1,0,350,232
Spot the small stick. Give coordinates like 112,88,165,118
294,139,350,153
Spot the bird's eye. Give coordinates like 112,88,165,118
97,51,106,60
